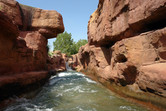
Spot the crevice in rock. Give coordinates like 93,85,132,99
80,52,90,69
120,66,138,86
116,54,127,63
147,87,156,93
131,6,166,37
121,4,129,13
145,19,166,32
155,57,160,61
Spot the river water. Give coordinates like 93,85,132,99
4,70,148,111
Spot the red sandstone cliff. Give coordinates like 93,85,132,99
74,0,166,110
0,0,64,102
47,50,66,73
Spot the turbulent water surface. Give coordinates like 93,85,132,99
4,71,148,111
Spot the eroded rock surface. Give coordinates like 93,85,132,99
75,0,166,110
0,0,64,102
47,51,66,73
88,0,166,46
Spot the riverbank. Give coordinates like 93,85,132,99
80,69,166,111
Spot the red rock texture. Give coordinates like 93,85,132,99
75,0,166,109
88,0,166,46
20,4,64,38
0,0,64,102
47,51,66,72
137,63,166,97
68,54,79,70
0,0,22,26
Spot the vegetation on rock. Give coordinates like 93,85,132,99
53,31,87,56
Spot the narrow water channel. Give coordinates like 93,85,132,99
4,70,148,111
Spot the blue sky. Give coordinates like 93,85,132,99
16,0,98,51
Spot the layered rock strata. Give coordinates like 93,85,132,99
75,0,166,110
0,0,64,102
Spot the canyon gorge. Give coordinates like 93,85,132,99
0,0,166,111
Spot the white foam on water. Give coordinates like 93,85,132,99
84,77,97,84
119,106,137,111
49,78,62,85
58,72,74,77
60,85,64,88
90,90,98,93
74,72,85,77
25,107,53,111
109,96,115,99
5,98,31,111
56,93,63,97
51,71,85,78
64,85,83,93
5,103,34,111
74,106,97,111
50,75,57,80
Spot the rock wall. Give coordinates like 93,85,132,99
75,0,166,110
47,51,66,73
0,0,64,102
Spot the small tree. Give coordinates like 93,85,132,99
53,31,88,56
75,39,88,52
53,31,74,56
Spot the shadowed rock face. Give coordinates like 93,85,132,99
74,0,166,109
0,0,64,103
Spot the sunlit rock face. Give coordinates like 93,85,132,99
0,0,64,38
88,0,166,46
20,4,64,38
75,0,166,106
47,50,66,72
0,0,64,102
0,0,64,74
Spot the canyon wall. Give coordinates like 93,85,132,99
47,50,66,73
0,0,64,102
75,0,166,110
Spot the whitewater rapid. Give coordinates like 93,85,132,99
4,71,148,111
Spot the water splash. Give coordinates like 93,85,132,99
65,62,72,71
4,71,148,111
